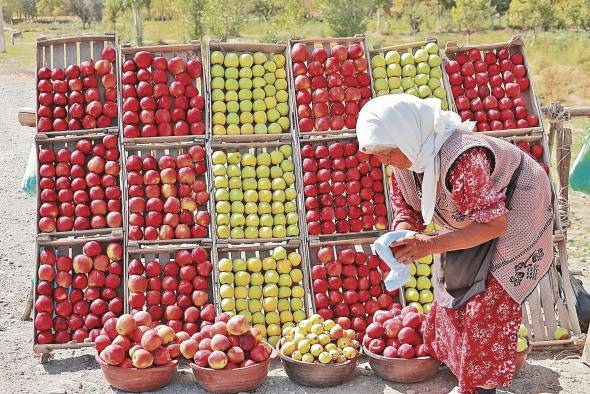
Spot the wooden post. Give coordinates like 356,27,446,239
556,127,572,237
0,0,6,53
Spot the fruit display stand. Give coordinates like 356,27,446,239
298,134,393,240
35,129,125,238
369,37,453,110
213,240,310,347
125,242,216,333
443,35,543,137
119,42,207,142
121,136,212,245
33,233,125,362
305,236,403,341
207,138,303,244
206,42,294,142
288,36,374,138
36,33,120,134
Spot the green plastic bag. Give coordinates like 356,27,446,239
570,129,590,195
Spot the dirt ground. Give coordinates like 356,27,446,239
1,73,590,394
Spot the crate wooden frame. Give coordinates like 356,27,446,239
207,138,305,245
369,37,454,111
205,41,296,143
35,129,126,241
36,33,121,136
213,239,311,329
126,241,215,316
119,41,208,143
33,233,124,362
287,35,374,139
121,136,212,247
305,235,404,316
297,134,393,241
444,35,543,139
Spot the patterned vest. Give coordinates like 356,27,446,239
392,130,554,304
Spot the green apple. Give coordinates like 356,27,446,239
370,54,385,68
273,225,287,238
275,68,287,80
422,303,432,314
258,178,271,190
259,190,272,202
267,109,280,122
252,64,265,78
243,190,258,203
226,113,239,125
416,62,430,74
270,165,283,178
440,97,449,110
210,76,225,90
259,226,273,238
401,77,415,90
271,201,285,213
285,189,297,201
291,285,304,298
231,200,244,212
242,178,257,190
408,263,417,276
418,85,432,98
248,299,262,313
264,73,276,85
251,88,264,100
221,298,235,312
277,104,290,117
264,60,276,73
430,66,442,79
240,112,253,124
272,191,285,204
251,273,264,288
274,213,286,226
386,63,402,77
240,153,256,166
253,111,267,124
272,53,285,68
219,271,234,284
264,85,276,98
244,226,258,239
228,124,240,135
225,79,239,91
372,67,386,79
428,77,441,90
278,287,291,299
414,74,428,86
264,269,280,284
428,54,442,67
416,276,431,290
239,67,252,78
293,310,305,323
286,212,298,225
210,51,224,65
218,258,233,272
252,312,265,325
286,224,299,236
216,213,229,225
518,324,529,337
230,227,244,239
215,188,229,202
235,271,250,286
256,165,270,178
376,90,388,96
517,337,528,352
235,299,248,311
280,159,294,172
260,214,274,227
405,275,417,288
402,64,416,77
212,163,226,176
211,88,225,102
234,286,248,299
414,48,428,63
433,87,446,99
406,87,418,96
212,125,226,135
226,151,241,164
262,257,276,270
257,152,271,166
275,78,288,90
258,202,271,214
290,269,303,283
238,77,252,90
241,166,256,178
226,164,240,177
212,101,226,113
276,89,289,103
270,150,284,165
419,289,433,304
404,288,419,302
219,284,234,298
400,52,414,66
240,124,253,134
374,78,388,93
225,66,238,79
212,112,226,125
223,52,239,67
290,298,303,311
271,178,287,190
388,77,401,90
253,52,267,64
214,176,228,188
240,53,254,67
225,90,238,101
249,285,262,299
230,212,245,226
268,123,282,134
217,225,230,238
385,50,401,64
252,77,266,89
425,42,439,54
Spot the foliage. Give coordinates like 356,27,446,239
391,0,436,35
203,0,248,41
318,0,372,36
37,0,66,17
104,0,124,27
490,0,510,15
145,0,177,21
437,0,455,9
68,0,102,28
252,0,303,41
563,0,590,32
180,0,205,40
509,0,555,32
453,0,494,37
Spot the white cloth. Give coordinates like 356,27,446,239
374,230,415,290
356,94,475,225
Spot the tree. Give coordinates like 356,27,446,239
22,0,36,20
372,0,391,33
181,0,205,40
69,0,102,29
453,0,494,39
124,0,149,44
104,0,124,28
509,0,555,33
436,0,454,31
0,0,5,53
562,0,589,32
37,0,65,16
391,0,435,37
252,0,303,41
318,0,372,36
491,0,510,15
203,0,248,41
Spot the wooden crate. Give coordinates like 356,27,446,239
126,242,215,327
369,37,454,110
207,138,304,245
36,34,120,135
444,35,543,138
122,136,212,246
119,41,208,143
35,130,125,241
306,236,403,327
213,239,311,343
288,36,374,139
33,233,124,362
206,41,295,142
298,134,393,241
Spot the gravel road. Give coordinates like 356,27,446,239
1,74,589,394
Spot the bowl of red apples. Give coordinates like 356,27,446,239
362,307,440,383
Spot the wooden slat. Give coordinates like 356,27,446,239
564,106,590,117
539,274,558,339
36,34,115,47
445,35,524,54
481,127,543,138
550,265,571,331
527,286,546,340
557,239,582,335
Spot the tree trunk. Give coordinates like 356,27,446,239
376,8,380,34
436,6,441,32
0,0,6,53
133,5,143,46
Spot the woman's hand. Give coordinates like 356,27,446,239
390,234,435,265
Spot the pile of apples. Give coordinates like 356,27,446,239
94,312,178,368
35,241,124,344
211,146,299,239
217,246,305,347
371,42,448,108
38,135,122,233
402,254,434,314
37,47,118,132
121,51,205,138
184,314,273,369
515,141,549,173
363,307,429,359
127,246,215,335
126,144,210,240
302,141,388,234
311,246,397,341
290,41,372,132
209,51,291,135
445,48,539,132
278,313,361,364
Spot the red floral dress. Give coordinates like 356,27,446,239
391,147,522,393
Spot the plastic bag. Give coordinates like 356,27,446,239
374,230,415,291
570,128,590,195
21,144,37,197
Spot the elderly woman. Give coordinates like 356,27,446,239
357,94,554,394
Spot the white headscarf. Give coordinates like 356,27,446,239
356,94,475,225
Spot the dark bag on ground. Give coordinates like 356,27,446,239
567,271,590,334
